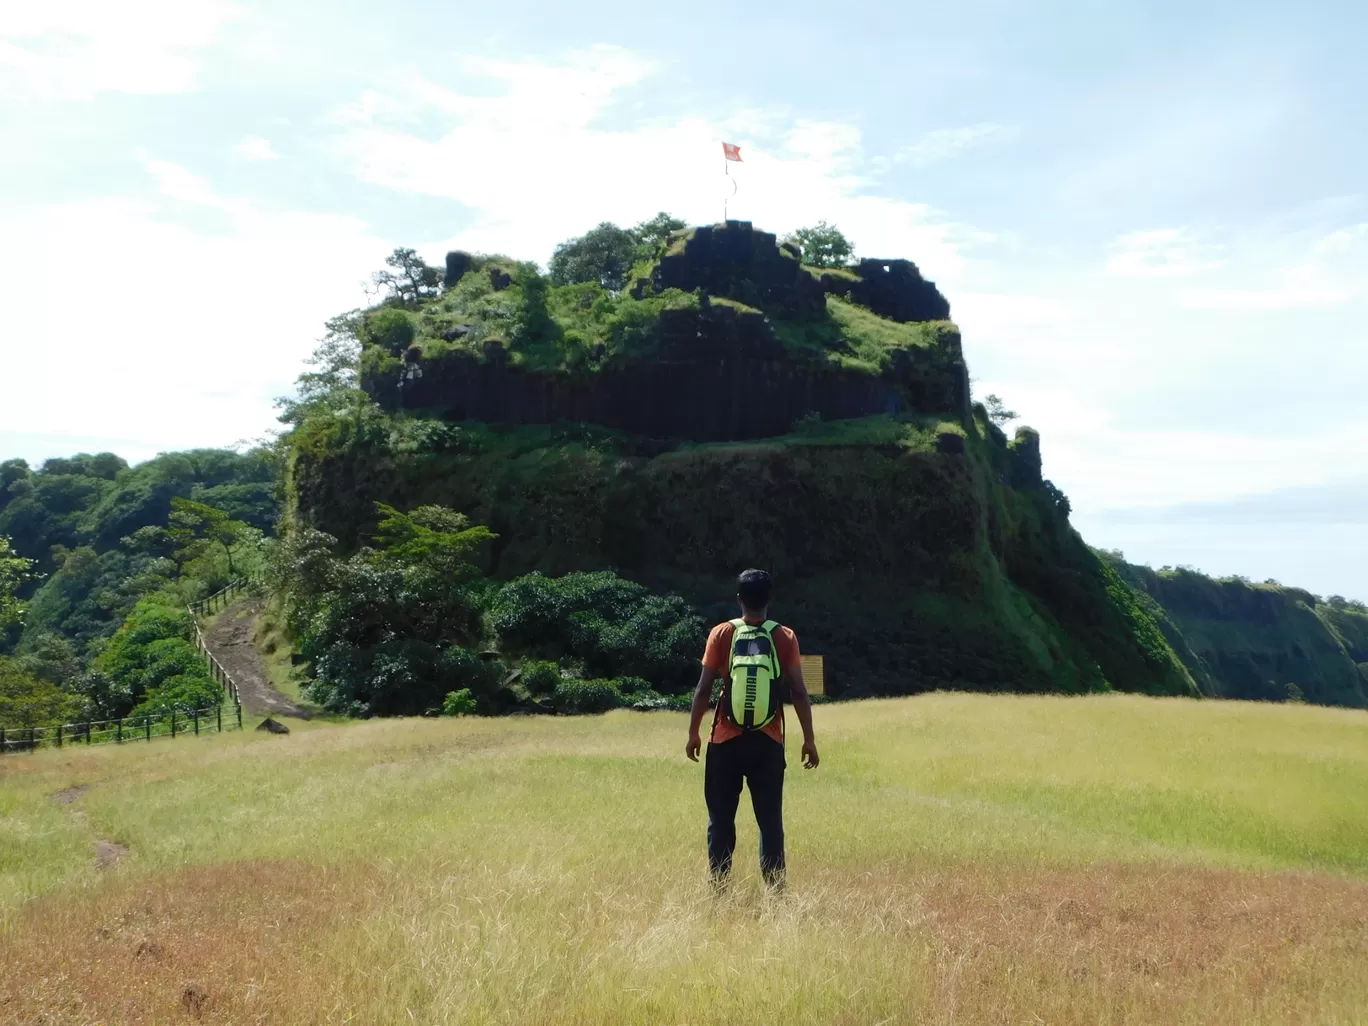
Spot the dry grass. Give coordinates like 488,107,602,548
2,694,1367,1023
3,858,1365,1024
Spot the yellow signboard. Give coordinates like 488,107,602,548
800,655,825,696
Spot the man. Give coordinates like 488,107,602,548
686,568,819,890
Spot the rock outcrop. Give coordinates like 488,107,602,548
367,221,969,441
652,221,828,319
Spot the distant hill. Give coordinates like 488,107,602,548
1105,557,1368,707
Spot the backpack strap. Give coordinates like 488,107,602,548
761,620,781,678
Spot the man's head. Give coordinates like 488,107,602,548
736,568,773,614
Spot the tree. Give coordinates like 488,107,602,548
168,498,253,575
788,221,854,268
0,535,32,649
370,248,441,305
0,656,79,727
631,212,687,261
373,503,496,579
548,223,639,292
276,312,366,426
984,394,1019,425
93,598,218,717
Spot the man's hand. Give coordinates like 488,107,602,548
800,739,820,769
686,731,702,762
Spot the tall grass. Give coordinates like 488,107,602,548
2,694,1367,1024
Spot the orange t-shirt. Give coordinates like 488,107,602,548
702,619,800,745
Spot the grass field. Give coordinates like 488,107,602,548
3,693,1368,1024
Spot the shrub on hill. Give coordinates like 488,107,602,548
442,687,477,716
273,507,499,717
489,571,704,693
93,598,221,717
552,677,622,714
0,655,80,727
0,534,30,651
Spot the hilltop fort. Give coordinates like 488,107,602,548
286,218,1199,700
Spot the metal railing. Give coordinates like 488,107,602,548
190,617,241,708
0,703,242,754
189,576,257,616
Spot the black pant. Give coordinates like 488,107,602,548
704,731,786,887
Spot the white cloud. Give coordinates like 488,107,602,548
1106,228,1225,278
895,123,1019,169
327,47,992,284
234,135,279,161
0,162,387,462
1181,224,1368,311
0,0,237,98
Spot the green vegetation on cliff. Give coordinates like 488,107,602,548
278,218,1199,711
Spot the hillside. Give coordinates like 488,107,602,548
1106,557,1368,707
0,450,278,725
3,695,1367,1024
285,219,1198,707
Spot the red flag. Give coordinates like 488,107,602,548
722,142,742,162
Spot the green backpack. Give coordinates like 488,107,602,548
722,619,784,731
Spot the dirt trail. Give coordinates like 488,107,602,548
203,597,311,719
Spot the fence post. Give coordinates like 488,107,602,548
29,727,36,752
216,705,222,732
85,721,92,744
171,711,177,738
57,723,63,748
117,718,123,744
1,726,5,752
237,703,242,730
193,710,199,736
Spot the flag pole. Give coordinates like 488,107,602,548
724,150,729,221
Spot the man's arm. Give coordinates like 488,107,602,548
685,665,716,762
785,664,820,769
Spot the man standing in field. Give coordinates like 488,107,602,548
686,569,819,890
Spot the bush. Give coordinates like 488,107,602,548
442,688,477,716
364,308,416,354
553,678,621,714
548,223,639,292
613,675,650,695
0,655,81,727
93,598,218,718
624,688,689,711
521,660,561,695
489,571,704,692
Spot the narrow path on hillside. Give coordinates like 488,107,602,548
203,596,311,719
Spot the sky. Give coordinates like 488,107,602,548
1,0,1365,597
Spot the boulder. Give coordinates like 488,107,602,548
1008,427,1043,488
444,251,473,286
489,267,512,291
652,221,826,320
256,717,290,735
936,431,966,455
482,338,508,366
845,259,951,323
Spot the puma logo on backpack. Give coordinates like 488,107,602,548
723,619,783,730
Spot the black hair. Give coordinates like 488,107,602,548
736,568,772,610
